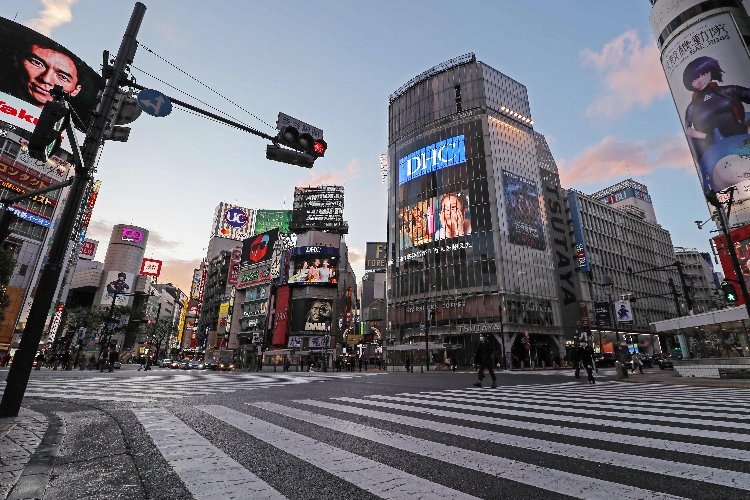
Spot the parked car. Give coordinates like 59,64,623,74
113,361,121,369
179,360,192,370
217,358,235,371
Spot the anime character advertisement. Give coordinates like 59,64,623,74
502,170,546,251
661,12,750,197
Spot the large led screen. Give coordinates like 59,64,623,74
241,228,279,267
503,170,545,251
290,298,333,333
0,17,103,132
660,11,750,203
254,209,291,234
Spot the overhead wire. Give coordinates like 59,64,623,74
137,43,276,132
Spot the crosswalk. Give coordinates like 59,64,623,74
2,371,383,403
134,380,750,499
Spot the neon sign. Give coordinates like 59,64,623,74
398,134,465,185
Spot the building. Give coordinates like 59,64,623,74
674,247,723,313
386,54,576,368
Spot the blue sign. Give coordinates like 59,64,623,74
224,207,248,227
398,135,465,185
8,207,50,228
137,89,172,117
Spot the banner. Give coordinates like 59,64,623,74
271,285,290,347
615,300,634,324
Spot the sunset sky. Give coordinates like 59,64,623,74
1,0,730,293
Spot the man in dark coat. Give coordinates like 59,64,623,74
582,343,596,384
473,334,497,388
108,349,118,372
571,344,582,378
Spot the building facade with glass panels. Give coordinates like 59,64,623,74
386,55,578,369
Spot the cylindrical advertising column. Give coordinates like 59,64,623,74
650,1,750,218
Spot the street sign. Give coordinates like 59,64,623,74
276,112,323,138
137,89,172,117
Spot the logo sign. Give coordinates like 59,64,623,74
122,227,143,243
79,238,98,260
46,303,65,343
224,206,249,228
309,336,330,348
287,336,302,348
398,134,466,185
140,258,162,277
137,89,172,117
365,242,387,270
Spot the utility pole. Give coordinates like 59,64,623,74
0,3,147,417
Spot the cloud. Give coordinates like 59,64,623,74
296,158,360,188
25,0,77,36
558,135,694,186
348,246,365,271
580,30,668,119
158,258,201,296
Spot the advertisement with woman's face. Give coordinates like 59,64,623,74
288,255,338,285
660,12,750,200
0,18,103,132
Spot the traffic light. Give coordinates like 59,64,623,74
0,210,19,243
103,90,142,142
28,90,70,162
722,282,738,303
277,126,327,157
266,145,316,168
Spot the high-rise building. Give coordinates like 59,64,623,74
387,54,579,368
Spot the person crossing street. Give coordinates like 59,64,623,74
473,334,497,388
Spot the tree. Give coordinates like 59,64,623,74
0,246,16,322
147,317,173,362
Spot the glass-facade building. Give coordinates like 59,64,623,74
387,55,577,367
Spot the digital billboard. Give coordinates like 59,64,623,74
503,170,545,251
290,298,333,333
660,11,750,203
101,271,133,306
211,202,255,241
241,228,279,268
395,118,488,264
289,185,347,233
288,246,339,285
0,17,103,133
254,209,292,234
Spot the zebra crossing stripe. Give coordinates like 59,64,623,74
292,398,750,490
353,395,750,443
436,388,750,420
199,405,479,500
133,407,285,500
376,391,750,434
248,401,684,500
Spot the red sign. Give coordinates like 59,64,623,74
227,248,242,285
79,239,97,259
714,222,750,306
140,258,162,277
271,285,290,347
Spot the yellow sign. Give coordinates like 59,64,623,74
347,334,363,345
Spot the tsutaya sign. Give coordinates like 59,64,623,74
457,323,503,334
398,134,466,184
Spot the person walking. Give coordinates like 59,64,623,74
631,352,644,374
108,349,118,372
571,344,583,378
582,343,596,384
405,355,412,373
98,350,107,372
473,334,497,388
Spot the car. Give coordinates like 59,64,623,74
113,361,121,369
204,359,217,371
169,360,182,369
188,360,205,370
217,358,235,371
158,359,172,368
179,360,192,370
658,356,676,370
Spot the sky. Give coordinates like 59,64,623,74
1,0,728,295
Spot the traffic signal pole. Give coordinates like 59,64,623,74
0,2,147,417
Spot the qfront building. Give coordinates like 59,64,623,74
386,54,580,368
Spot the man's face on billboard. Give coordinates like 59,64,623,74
21,44,81,105
308,301,331,322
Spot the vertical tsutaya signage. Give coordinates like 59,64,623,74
567,191,591,273
502,170,546,251
398,135,466,184
659,11,750,203
365,242,387,270
0,18,103,133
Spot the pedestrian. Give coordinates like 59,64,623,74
405,355,412,373
631,352,644,374
570,344,582,378
473,334,497,388
283,357,291,372
98,350,107,372
108,349,118,372
88,354,96,370
35,352,44,370
582,343,596,384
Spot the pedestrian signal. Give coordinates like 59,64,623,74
722,282,738,303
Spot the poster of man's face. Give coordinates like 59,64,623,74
101,271,133,306
0,18,103,132
290,298,333,332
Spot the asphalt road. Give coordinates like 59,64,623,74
2,365,750,499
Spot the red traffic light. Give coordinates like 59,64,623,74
313,139,327,156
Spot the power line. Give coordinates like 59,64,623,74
137,43,276,132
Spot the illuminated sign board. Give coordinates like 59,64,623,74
365,242,387,270
290,298,333,332
121,227,144,243
212,202,254,240
398,134,465,185
79,238,97,260
237,265,271,289
140,258,162,277
241,228,279,267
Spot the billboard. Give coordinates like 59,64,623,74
236,264,271,289
288,246,339,285
713,222,750,305
594,301,611,327
567,191,591,273
78,238,97,260
0,17,103,132
365,242,387,270
101,271,133,306
254,209,292,235
615,300,634,324
211,202,255,241
503,170,545,251
139,258,162,277
395,118,490,272
289,185,347,233
190,268,202,301
270,285,290,346
290,298,333,333
241,228,279,267
227,247,242,285
660,11,750,202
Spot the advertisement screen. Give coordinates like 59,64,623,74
615,299,634,324
271,285,290,346
0,18,103,132
211,202,255,240
241,228,279,267
503,170,545,251
288,255,338,285
290,298,333,333
660,11,750,201
396,118,488,257
101,271,134,306
254,209,291,234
